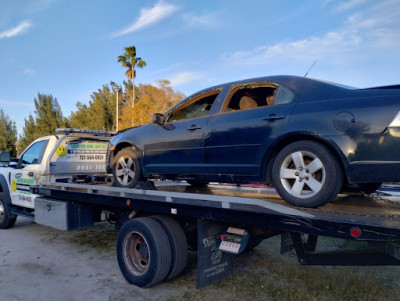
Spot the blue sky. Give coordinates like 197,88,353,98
1,0,400,134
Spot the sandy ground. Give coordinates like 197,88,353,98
0,217,188,301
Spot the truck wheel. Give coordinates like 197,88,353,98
151,215,187,280
272,141,343,208
112,148,142,188
117,217,172,287
0,193,17,229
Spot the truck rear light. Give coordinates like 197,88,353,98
388,111,400,127
350,227,362,238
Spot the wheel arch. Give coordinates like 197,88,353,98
263,133,348,184
0,174,12,205
109,141,142,169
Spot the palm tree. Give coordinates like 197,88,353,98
117,46,146,125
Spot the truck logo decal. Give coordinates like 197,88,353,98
56,145,68,157
11,179,17,192
15,173,22,178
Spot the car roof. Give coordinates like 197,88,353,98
180,75,400,105
179,75,353,104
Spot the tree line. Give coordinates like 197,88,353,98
0,46,185,155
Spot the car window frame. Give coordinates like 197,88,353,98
166,88,223,123
219,82,295,114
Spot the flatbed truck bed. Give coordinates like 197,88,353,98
13,182,400,287
33,182,400,239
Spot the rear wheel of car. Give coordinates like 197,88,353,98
272,141,343,208
112,148,142,188
0,193,17,229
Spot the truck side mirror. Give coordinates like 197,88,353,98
152,113,165,125
0,152,10,166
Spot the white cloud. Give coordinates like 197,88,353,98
25,0,57,14
22,67,35,75
0,99,34,107
223,1,400,67
223,31,360,67
183,12,220,28
168,71,204,86
335,0,370,12
147,63,182,76
0,20,33,39
110,1,178,38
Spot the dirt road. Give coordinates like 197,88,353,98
1,217,400,301
0,218,187,301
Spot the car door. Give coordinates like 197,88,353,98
9,138,50,209
143,88,222,175
204,83,296,177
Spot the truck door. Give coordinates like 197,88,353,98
9,139,49,209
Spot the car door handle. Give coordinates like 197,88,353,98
186,125,202,131
27,172,34,177
263,114,286,122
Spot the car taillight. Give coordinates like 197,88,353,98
388,111,400,127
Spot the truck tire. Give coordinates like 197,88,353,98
272,141,343,208
112,148,143,188
151,215,187,280
117,217,172,287
0,193,17,229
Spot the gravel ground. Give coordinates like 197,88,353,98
0,217,188,301
1,213,400,301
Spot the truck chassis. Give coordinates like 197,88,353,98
2,182,400,288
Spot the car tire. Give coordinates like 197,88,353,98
272,141,343,208
112,148,142,188
150,215,187,280
0,193,17,229
117,217,172,288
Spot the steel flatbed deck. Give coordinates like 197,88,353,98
33,182,400,242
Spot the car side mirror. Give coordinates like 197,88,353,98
0,152,10,166
152,113,165,125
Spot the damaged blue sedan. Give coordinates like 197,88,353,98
106,75,400,207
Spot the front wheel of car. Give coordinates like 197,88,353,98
112,148,143,188
272,141,343,208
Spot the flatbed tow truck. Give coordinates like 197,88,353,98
15,180,399,288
